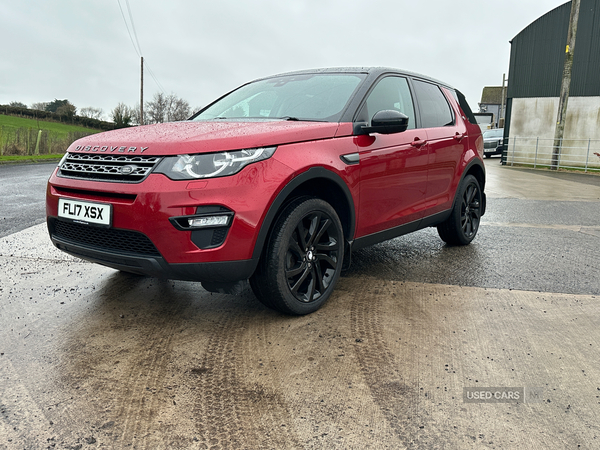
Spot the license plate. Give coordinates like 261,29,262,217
58,198,112,227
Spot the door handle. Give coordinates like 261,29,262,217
411,138,427,148
454,132,466,142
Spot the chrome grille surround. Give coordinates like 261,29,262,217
58,153,162,183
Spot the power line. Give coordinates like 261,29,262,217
117,0,140,57
144,62,166,94
125,0,143,56
116,0,165,94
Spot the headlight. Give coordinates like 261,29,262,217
154,147,276,180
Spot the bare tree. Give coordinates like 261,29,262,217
145,92,169,124
30,102,49,111
145,92,191,124
129,103,142,126
79,106,104,120
166,96,191,122
112,103,133,128
9,101,27,108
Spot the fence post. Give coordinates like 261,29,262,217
557,138,562,170
511,137,516,166
34,129,42,155
584,138,590,173
534,137,539,168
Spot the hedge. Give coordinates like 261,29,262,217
0,104,119,131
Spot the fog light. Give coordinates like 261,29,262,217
188,216,230,228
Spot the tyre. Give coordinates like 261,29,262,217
437,174,482,246
250,198,344,315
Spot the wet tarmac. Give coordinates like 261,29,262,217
1,159,600,449
0,163,56,239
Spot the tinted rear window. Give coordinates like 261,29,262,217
413,80,454,128
452,90,479,125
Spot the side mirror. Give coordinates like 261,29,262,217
360,110,409,135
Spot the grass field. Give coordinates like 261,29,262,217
0,114,101,156
0,154,63,164
0,114,100,136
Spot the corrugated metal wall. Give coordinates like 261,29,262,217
507,3,570,98
506,0,600,99
571,0,600,95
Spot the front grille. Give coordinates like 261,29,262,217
484,141,499,149
53,186,137,203
51,219,161,257
58,153,162,183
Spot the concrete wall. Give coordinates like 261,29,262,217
507,97,600,170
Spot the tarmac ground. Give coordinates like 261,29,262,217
1,159,599,449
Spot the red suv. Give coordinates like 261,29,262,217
47,68,485,315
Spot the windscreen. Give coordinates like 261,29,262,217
484,129,503,138
193,73,366,122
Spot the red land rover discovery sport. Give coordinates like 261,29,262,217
46,67,485,315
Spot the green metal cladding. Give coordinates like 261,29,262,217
507,0,600,99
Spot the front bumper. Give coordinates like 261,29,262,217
483,141,502,155
46,158,293,281
48,225,257,282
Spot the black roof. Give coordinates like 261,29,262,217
254,67,455,90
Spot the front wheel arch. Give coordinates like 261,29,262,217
251,167,356,263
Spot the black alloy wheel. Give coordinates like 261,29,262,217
285,209,339,303
250,198,344,315
460,180,481,239
437,174,482,246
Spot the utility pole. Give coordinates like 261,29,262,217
500,73,506,128
140,56,144,126
552,0,580,169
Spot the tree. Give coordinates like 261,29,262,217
112,103,133,128
45,99,73,113
145,92,169,124
9,101,27,108
129,103,142,126
166,96,191,122
79,106,104,120
30,102,49,111
56,103,77,120
145,92,191,124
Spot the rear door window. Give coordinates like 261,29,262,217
413,80,454,128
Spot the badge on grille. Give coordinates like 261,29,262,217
121,165,136,175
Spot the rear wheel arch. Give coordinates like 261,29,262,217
462,158,486,216
464,159,485,192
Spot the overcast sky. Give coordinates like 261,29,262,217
0,0,568,121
